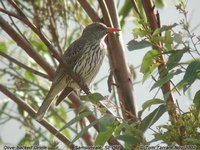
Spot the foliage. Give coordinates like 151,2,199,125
0,0,200,149
154,106,200,145
126,0,200,148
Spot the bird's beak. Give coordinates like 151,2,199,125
107,27,121,33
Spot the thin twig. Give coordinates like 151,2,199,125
130,0,143,19
0,0,31,45
98,0,112,27
0,51,48,79
0,16,55,79
105,0,119,27
47,0,63,54
77,0,100,22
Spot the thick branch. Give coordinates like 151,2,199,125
101,0,137,120
0,84,74,149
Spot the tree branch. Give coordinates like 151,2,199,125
47,0,63,54
0,83,75,149
0,51,48,79
0,16,55,80
130,0,142,19
101,0,138,120
77,0,100,22
98,0,112,26
141,0,178,124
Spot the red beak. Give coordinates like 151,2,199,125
107,27,121,33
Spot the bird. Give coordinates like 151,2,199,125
35,22,120,121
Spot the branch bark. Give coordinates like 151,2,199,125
102,0,137,120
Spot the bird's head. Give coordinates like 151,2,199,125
81,22,120,40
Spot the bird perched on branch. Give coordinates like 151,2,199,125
35,22,120,121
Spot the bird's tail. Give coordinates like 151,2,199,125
35,92,55,121
35,77,66,121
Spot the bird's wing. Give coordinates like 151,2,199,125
51,38,87,87
35,39,88,121
63,38,87,64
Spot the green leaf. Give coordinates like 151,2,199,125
160,23,178,32
140,49,159,74
80,92,104,103
71,120,99,144
135,0,146,21
178,60,200,91
132,28,147,38
17,105,24,117
166,49,188,70
139,99,165,118
116,135,140,144
142,99,165,110
119,0,132,27
114,121,128,136
127,39,151,51
95,115,118,146
142,63,160,82
185,137,200,144
193,90,200,110
0,42,7,52
0,101,8,113
153,28,161,36
24,70,36,80
95,121,119,146
164,30,173,44
59,111,91,132
99,114,116,132
18,133,32,145
154,0,165,8
30,37,48,54
152,23,177,36
139,104,166,132
173,32,183,44
150,70,181,91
